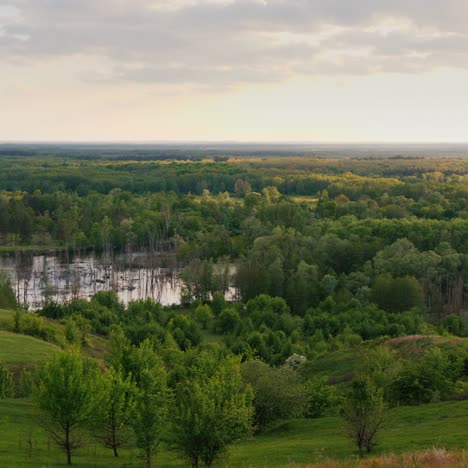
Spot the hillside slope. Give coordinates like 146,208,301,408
1,399,468,467
301,335,468,384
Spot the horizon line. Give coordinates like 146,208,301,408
2,141,468,146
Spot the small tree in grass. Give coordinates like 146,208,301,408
241,360,307,430
341,377,385,457
131,357,169,468
171,356,254,468
96,366,137,457
34,349,103,465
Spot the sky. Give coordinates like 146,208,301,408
1,0,468,142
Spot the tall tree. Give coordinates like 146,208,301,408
96,366,137,457
124,341,169,468
341,377,386,457
34,350,103,465
132,366,169,468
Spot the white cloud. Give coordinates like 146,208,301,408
1,0,468,86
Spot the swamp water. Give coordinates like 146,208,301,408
0,251,184,310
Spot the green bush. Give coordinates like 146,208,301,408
0,363,14,399
305,377,342,418
241,360,307,429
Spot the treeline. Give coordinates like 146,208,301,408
1,185,467,314
0,156,467,198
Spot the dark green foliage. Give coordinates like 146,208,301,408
169,315,202,351
0,273,16,310
194,304,214,330
372,275,424,313
303,299,423,342
391,347,465,405
441,314,465,336
305,377,342,418
218,307,241,335
241,360,307,429
211,291,227,316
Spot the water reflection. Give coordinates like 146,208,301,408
0,251,183,310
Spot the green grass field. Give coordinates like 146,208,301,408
1,399,468,467
0,331,59,367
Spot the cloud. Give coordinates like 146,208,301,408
2,0,468,86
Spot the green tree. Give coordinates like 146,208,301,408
194,304,214,330
392,347,463,405
371,274,424,313
171,356,254,468
169,315,202,351
241,360,306,429
181,259,214,303
341,377,385,457
64,318,80,345
211,291,227,316
0,272,17,310
305,377,341,418
33,349,103,465
218,307,241,334
97,367,137,457
361,346,401,403
130,350,169,468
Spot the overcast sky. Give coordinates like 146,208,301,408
2,0,468,142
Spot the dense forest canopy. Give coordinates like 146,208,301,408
0,152,467,317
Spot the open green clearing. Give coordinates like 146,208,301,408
0,331,59,366
1,399,468,467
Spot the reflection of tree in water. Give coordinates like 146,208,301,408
1,250,183,310
14,252,34,306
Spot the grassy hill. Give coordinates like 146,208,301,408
0,308,109,370
1,306,468,466
301,335,468,384
0,331,59,367
1,399,468,467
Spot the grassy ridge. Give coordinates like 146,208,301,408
0,331,59,366
301,335,468,384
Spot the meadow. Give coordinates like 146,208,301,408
2,398,468,467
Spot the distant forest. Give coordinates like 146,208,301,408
0,151,466,319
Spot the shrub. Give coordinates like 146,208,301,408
0,363,14,399
305,377,342,418
241,360,306,429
